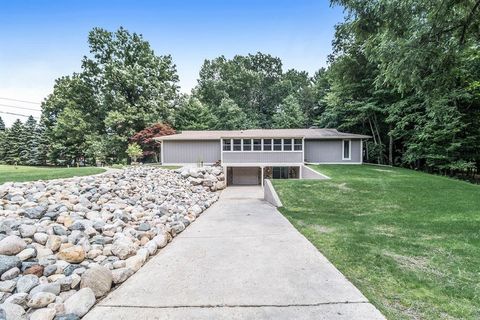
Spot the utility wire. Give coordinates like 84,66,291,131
0,103,42,112
0,97,41,105
0,110,40,119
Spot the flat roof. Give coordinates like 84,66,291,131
156,128,371,141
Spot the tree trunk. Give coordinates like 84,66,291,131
388,125,393,166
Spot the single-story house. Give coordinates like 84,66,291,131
155,128,370,186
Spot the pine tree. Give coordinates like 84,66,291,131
4,119,25,165
0,117,5,162
22,116,37,165
33,118,49,165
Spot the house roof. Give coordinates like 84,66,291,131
155,128,371,141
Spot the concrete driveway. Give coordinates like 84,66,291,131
84,186,385,320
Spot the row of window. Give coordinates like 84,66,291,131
222,138,303,152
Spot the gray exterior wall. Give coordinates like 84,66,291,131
163,140,221,164
223,151,303,164
304,139,362,163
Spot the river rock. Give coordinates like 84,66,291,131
63,287,95,317
0,302,27,320
80,265,112,298
0,255,21,276
0,236,27,255
30,307,56,320
56,246,85,263
27,292,56,308
16,274,40,293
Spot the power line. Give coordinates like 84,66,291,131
0,103,42,112
0,97,41,105
0,111,40,119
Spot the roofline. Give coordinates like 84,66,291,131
155,135,371,141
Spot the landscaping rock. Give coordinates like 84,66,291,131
80,265,112,298
63,288,95,317
0,302,27,320
0,166,221,316
0,236,27,255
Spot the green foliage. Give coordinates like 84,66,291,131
211,98,251,130
272,95,306,128
323,0,480,172
126,142,143,162
174,95,216,130
42,27,179,164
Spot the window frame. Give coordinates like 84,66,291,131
283,138,292,151
263,139,272,151
253,139,262,151
222,139,232,151
233,139,242,151
242,139,252,151
294,139,302,151
342,139,351,160
273,139,282,151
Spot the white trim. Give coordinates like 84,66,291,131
342,139,351,160
224,162,304,167
360,139,363,164
222,151,303,154
302,165,331,179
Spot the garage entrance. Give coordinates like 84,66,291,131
226,167,261,186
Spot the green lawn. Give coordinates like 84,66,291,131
273,165,480,320
0,165,106,184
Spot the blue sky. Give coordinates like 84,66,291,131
0,0,344,126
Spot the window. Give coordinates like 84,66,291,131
294,139,302,151
343,139,351,160
263,139,272,151
253,139,262,151
283,139,292,151
272,167,289,179
233,139,242,151
273,139,282,151
243,139,252,151
222,139,231,151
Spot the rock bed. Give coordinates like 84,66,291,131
0,166,225,319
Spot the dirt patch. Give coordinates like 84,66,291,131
383,251,443,277
373,169,394,173
336,182,352,191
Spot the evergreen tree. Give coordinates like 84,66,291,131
4,119,25,165
0,116,5,162
22,116,37,165
0,117,5,131
33,118,49,165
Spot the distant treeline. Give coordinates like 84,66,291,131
2,0,479,177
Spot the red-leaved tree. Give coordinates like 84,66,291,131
130,123,176,162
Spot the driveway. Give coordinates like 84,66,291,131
84,186,385,319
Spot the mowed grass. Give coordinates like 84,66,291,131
0,165,106,184
272,165,480,320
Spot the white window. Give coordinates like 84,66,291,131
243,139,252,151
283,139,292,151
222,139,231,151
263,139,272,151
253,139,262,151
233,139,242,151
342,139,351,160
273,139,282,151
294,139,302,151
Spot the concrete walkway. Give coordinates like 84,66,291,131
84,187,385,320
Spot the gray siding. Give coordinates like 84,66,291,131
223,151,303,164
163,140,221,164
304,139,362,163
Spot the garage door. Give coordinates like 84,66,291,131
231,167,260,185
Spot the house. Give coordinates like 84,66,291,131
156,128,370,185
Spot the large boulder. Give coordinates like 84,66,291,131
80,265,112,298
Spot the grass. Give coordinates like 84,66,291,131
272,165,480,320
0,165,106,184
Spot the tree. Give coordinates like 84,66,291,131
0,117,5,131
126,143,143,163
130,123,176,162
210,98,251,130
3,119,25,165
21,116,37,165
272,95,306,128
42,27,180,163
174,95,216,130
